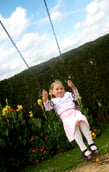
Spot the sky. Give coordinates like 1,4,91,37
0,0,109,81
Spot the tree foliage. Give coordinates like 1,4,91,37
0,34,109,124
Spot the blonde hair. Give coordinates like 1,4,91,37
49,80,64,98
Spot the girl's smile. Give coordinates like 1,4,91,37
52,83,65,98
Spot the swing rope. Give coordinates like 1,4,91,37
43,0,68,79
0,0,68,88
0,20,42,90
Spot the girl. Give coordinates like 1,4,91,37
42,80,99,160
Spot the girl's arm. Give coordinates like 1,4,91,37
67,80,76,90
67,80,81,110
42,89,53,111
67,80,79,100
42,89,48,102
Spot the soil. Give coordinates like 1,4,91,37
66,153,109,172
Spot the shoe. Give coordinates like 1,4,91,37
82,149,93,160
89,143,100,156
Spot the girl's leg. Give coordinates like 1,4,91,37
75,125,87,151
74,125,92,160
79,121,99,154
79,121,93,145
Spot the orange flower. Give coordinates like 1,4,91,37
95,157,100,162
49,90,53,96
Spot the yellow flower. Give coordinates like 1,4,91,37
37,99,44,110
78,96,82,100
91,132,96,139
16,105,23,112
92,132,95,136
37,99,42,106
2,107,8,116
5,105,10,110
90,131,96,139
29,111,33,117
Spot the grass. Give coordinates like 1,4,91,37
21,123,109,172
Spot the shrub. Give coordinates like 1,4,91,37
0,101,32,171
0,99,75,171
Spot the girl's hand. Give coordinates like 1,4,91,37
67,80,76,89
42,89,48,102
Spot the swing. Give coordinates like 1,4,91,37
0,0,82,111
0,0,69,88
43,0,68,79
43,0,81,110
0,0,79,100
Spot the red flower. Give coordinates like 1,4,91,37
45,137,47,140
30,138,34,141
93,129,97,131
40,148,43,152
36,160,39,163
98,129,100,132
10,108,14,112
44,150,47,153
32,149,36,152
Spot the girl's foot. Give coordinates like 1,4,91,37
89,143,100,156
82,149,93,160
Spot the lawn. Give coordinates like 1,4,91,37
21,123,109,172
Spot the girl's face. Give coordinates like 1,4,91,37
52,82,65,98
